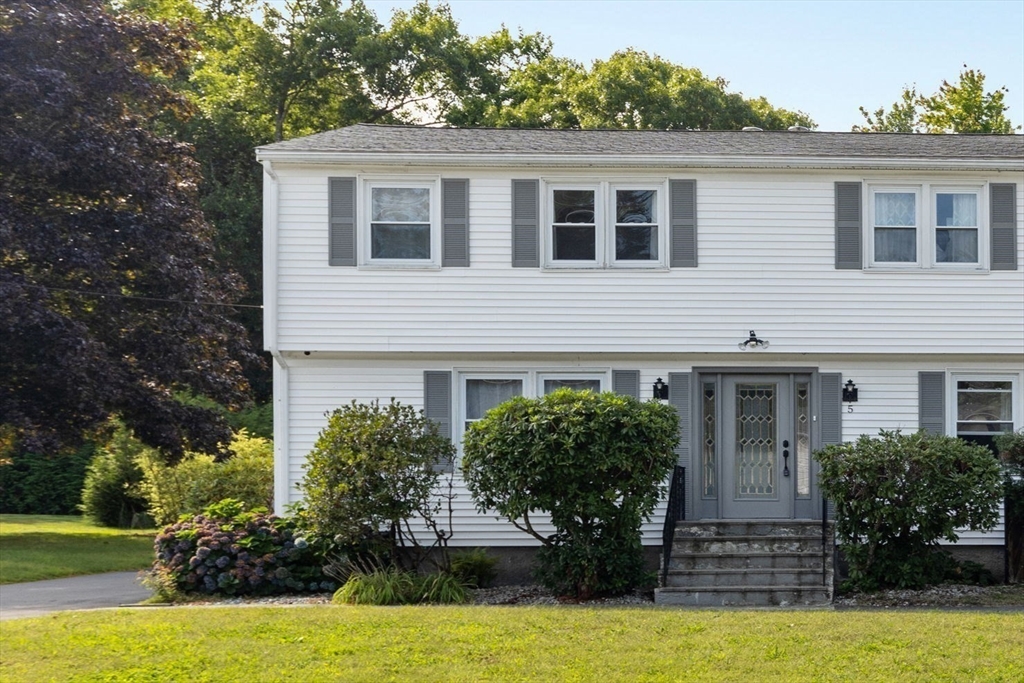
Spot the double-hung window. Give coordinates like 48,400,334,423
546,182,665,268
950,374,1019,454
933,189,980,264
364,180,439,265
458,371,607,451
868,183,985,269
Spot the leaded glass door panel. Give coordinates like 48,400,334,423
720,376,793,519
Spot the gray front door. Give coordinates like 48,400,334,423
721,375,793,519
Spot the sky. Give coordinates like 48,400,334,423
357,0,1024,132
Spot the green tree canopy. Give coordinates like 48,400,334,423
0,0,253,459
854,66,1018,134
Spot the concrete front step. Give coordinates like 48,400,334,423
672,536,825,555
668,551,825,571
674,521,828,539
664,568,826,588
654,585,831,607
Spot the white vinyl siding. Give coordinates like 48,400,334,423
279,357,1021,547
271,169,1023,356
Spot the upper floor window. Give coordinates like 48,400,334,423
363,180,440,266
869,184,984,269
546,182,665,268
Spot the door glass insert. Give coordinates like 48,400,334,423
795,382,810,498
702,382,716,497
735,384,776,498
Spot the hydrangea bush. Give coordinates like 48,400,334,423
151,499,336,596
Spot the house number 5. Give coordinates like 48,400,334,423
847,405,854,413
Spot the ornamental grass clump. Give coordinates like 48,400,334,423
150,499,336,598
816,430,1002,591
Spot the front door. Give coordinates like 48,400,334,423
720,375,797,519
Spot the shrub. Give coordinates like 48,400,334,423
150,499,336,597
79,424,152,528
450,548,498,588
0,443,94,515
995,428,1024,583
816,430,1003,591
138,430,273,525
299,399,456,571
462,389,678,599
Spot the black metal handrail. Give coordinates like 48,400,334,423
822,498,829,586
660,466,686,587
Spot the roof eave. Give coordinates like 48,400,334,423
253,149,1024,172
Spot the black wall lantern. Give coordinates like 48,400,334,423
653,377,669,400
842,379,859,403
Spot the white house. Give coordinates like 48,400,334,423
257,125,1023,603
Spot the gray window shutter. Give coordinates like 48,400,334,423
835,182,862,270
328,177,356,266
423,371,453,472
670,180,697,268
991,183,1018,271
668,372,692,519
511,179,539,267
918,372,945,436
819,373,842,446
612,370,640,398
442,179,469,267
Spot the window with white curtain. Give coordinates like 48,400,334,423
363,179,439,265
868,184,985,269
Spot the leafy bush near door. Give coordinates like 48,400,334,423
462,389,678,599
816,430,1003,591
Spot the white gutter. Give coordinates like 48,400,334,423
255,150,1024,172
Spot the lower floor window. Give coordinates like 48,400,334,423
460,371,606,442
953,376,1018,454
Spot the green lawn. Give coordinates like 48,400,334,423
0,606,1020,682
0,515,154,584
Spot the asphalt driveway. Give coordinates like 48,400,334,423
0,571,153,620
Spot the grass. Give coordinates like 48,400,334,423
0,514,154,584
0,606,1021,682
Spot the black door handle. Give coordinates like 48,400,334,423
782,448,790,477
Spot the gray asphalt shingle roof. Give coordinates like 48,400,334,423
258,123,1024,159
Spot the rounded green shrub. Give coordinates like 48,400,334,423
462,388,678,599
816,430,1003,591
300,399,455,566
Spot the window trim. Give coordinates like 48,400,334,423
542,179,668,270
946,371,1022,440
930,186,985,270
868,185,921,268
455,369,610,454
866,182,988,271
360,177,442,268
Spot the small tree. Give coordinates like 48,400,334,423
299,400,455,571
462,389,678,598
816,430,1003,591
